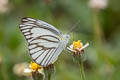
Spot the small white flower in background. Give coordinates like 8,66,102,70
13,62,30,77
67,40,89,54
0,0,9,13
88,0,108,9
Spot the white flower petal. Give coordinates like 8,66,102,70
24,69,32,73
70,44,73,49
67,47,76,52
79,42,89,51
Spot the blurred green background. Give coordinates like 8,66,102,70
0,0,120,80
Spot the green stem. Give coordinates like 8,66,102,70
79,61,85,80
93,9,103,45
48,72,51,80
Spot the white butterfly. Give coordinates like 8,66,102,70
19,17,70,67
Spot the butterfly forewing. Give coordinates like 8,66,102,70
19,17,63,67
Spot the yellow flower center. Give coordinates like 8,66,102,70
30,62,41,71
73,40,83,50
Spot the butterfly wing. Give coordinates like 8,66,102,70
19,17,64,67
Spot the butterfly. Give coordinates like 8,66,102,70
19,17,70,67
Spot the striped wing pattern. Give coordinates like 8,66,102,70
19,17,62,66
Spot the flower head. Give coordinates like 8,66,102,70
24,62,43,73
24,62,44,79
29,62,41,71
68,40,89,54
68,40,89,62
73,40,83,51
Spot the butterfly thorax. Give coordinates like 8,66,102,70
61,34,70,48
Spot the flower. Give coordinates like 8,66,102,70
29,62,41,71
24,62,44,74
88,0,108,10
24,62,45,79
67,40,89,80
67,40,89,54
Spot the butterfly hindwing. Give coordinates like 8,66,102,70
19,17,63,66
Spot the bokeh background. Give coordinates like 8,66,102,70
0,0,120,80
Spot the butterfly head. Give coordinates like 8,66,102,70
64,34,70,39
63,34,70,43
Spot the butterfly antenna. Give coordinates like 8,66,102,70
67,20,80,34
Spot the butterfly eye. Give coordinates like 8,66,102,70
66,35,70,39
